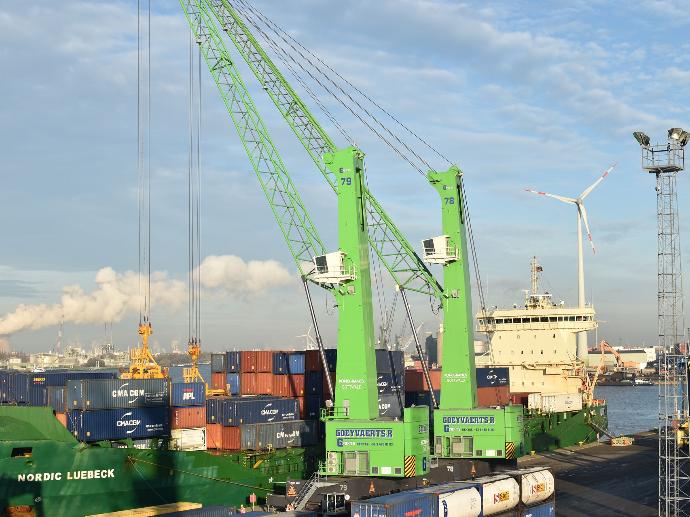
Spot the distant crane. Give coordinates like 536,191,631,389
525,164,616,362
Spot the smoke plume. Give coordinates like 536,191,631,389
0,255,292,336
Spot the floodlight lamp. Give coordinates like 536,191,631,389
669,128,686,140
633,131,650,147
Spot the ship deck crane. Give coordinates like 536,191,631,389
200,0,524,462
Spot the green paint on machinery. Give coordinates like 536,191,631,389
179,0,430,477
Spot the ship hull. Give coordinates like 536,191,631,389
522,403,608,453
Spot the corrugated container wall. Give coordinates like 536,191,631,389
226,373,240,395
413,482,482,517
67,379,169,410
350,491,435,517
68,406,170,441
255,351,273,373
211,372,225,391
48,386,67,412
477,386,511,407
239,420,317,450
211,353,227,373
225,351,241,372
288,353,305,374
378,393,403,419
171,382,206,407
240,351,257,372
273,352,288,374
205,423,240,450
519,500,555,517
171,406,207,429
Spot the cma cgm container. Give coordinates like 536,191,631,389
67,378,169,409
413,482,482,517
378,393,403,419
377,373,403,394
350,491,435,517
239,420,317,450
68,406,171,441
171,382,206,407
476,367,510,388
225,351,241,372
206,396,299,426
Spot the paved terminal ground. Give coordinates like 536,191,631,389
519,431,657,517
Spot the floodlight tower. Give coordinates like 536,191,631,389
635,128,689,517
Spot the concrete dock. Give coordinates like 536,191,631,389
519,431,657,516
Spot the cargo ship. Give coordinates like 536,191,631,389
473,257,608,451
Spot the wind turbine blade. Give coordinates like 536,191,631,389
579,203,596,254
580,163,617,199
524,189,576,204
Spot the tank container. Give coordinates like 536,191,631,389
465,474,520,516
170,427,207,451
502,467,555,506
413,482,482,517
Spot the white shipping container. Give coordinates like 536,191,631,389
437,486,481,517
473,475,520,516
170,427,207,451
527,393,542,410
541,393,583,413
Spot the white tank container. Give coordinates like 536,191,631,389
541,393,583,412
170,427,206,451
503,467,555,505
415,482,482,517
473,475,520,516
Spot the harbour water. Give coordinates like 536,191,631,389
595,385,658,436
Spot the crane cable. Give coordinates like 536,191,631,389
137,0,152,327
233,0,488,314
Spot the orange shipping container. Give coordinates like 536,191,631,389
55,412,67,428
241,351,257,372
206,423,222,449
241,373,256,395
171,406,207,430
255,372,274,395
255,351,273,373
476,386,511,407
211,372,226,391
205,424,240,450
296,396,305,419
273,374,305,397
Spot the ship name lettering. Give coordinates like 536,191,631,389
18,469,114,482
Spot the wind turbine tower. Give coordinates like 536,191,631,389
634,128,689,517
526,164,616,362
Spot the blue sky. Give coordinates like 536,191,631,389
1,0,689,352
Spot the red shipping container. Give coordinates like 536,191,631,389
476,386,511,407
211,372,226,390
171,406,207,430
255,372,274,395
405,370,424,392
510,393,530,406
305,350,322,372
241,373,256,395
55,412,67,428
206,424,240,450
272,375,290,397
241,351,257,372
297,396,305,419
255,351,273,373
288,374,305,397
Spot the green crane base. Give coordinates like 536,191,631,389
321,406,430,478
433,405,524,460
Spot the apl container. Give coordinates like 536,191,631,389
68,406,170,441
502,467,555,506
170,427,207,451
467,474,520,516
519,500,555,517
225,351,241,372
414,482,482,517
211,353,227,373
239,419,317,450
476,367,510,388
287,353,305,374
350,491,435,517
67,378,169,410
226,373,240,395
171,382,206,407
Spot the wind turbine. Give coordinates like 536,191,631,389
525,163,616,361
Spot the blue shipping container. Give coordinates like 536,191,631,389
476,367,510,388
211,353,227,373
375,350,404,376
205,396,299,426
287,353,305,375
28,386,47,406
67,378,169,410
8,372,29,404
67,406,171,441
272,352,288,374
304,394,321,420
48,386,66,412
168,363,212,384
305,371,322,395
377,373,403,394
324,349,337,372
350,491,435,517
520,500,555,517
405,390,440,407
225,351,241,372
170,382,206,407
226,373,240,395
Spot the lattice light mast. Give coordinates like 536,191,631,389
635,128,689,516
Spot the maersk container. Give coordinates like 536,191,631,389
378,393,403,419
167,363,212,384
273,352,288,374
171,382,206,407
226,373,240,395
226,351,241,372
413,482,482,517
502,467,555,506
350,491,435,517
476,367,510,388
287,352,306,374
239,420,317,450
67,378,169,410
465,475,520,516
67,406,171,441
211,353,227,373
519,500,555,517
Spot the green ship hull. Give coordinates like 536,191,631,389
522,403,608,453
0,407,321,517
